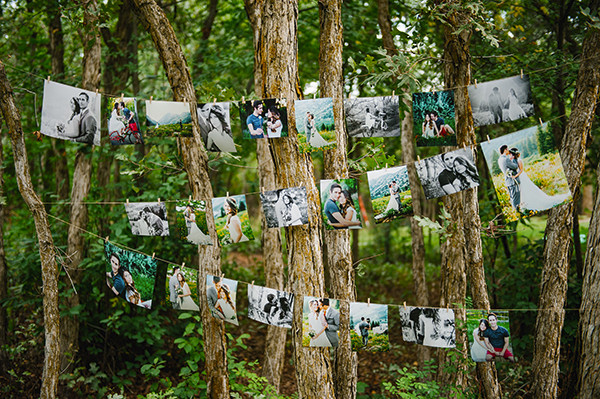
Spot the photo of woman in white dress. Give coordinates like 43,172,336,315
384,182,400,213
277,193,303,227
215,284,237,325
471,319,493,362
56,97,82,138
184,205,211,245
339,190,361,230
225,197,249,244
308,299,331,347
108,102,126,139
307,113,329,148
507,88,526,121
201,103,236,152
177,272,200,311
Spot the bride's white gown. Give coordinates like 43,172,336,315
109,109,126,134
471,329,488,362
384,194,399,213
308,125,329,148
187,222,211,245
216,298,238,325
179,283,200,311
62,115,81,138
519,171,570,211
507,93,526,121
309,312,331,347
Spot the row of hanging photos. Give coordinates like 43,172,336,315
105,239,516,361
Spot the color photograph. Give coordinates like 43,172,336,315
467,310,515,363
107,97,143,145
145,100,193,137
320,179,362,230
206,275,239,325
294,98,337,153
175,200,212,245
367,166,413,223
166,265,199,312
238,98,288,139
399,306,456,348
260,186,309,228
197,101,236,152
344,95,400,137
211,195,255,245
302,296,340,347
350,302,389,352
412,90,456,147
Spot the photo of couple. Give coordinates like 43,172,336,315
367,166,413,224
239,98,288,139
107,97,143,145
467,310,515,363
412,90,457,147
124,202,170,236
399,306,456,348
212,194,255,246
167,265,200,311
206,275,239,325
40,80,101,145
480,124,572,222
302,296,340,348
344,95,400,137
145,100,193,137
260,186,309,228
197,102,236,152
104,241,156,309
294,98,337,153
319,179,362,230
175,200,212,245
248,285,294,329
349,302,389,352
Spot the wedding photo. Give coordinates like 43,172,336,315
294,98,337,153
399,306,456,348
480,123,572,222
206,275,239,325
104,241,156,309
467,309,515,363
302,296,340,348
197,102,236,152
238,98,289,139
165,265,200,312
416,148,480,200
145,100,193,137
124,202,170,236
260,186,309,228
212,194,255,245
247,285,294,328
468,75,535,127
40,80,101,145
412,90,457,147
344,95,400,137
349,302,389,352
107,97,143,145
175,200,212,246
320,179,362,230
367,166,413,224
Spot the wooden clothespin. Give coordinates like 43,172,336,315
313,92,316,99
403,301,407,310
463,142,467,149
95,88,99,96
152,252,155,260
392,90,395,97
183,98,187,104
157,198,161,203
367,298,371,306
539,118,544,127
251,280,255,288
385,163,388,169
226,192,229,198
120,93,124,101
487,135,491,143
105,236,109,242
126,198,129,204
213,98,217,104
242,96,245,103
47,76,51,82
520,69,524,79
417,155,421,163
474,79,477,88
150,96,153,103
261,186,265,194
188,195,192,202
181,262,185,268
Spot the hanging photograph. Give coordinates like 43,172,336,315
367,166,413,224
415,147,480,200
260,186,309,228
40,80,101,145
247,284,294,328
104,241,156,309
319,179,362,230
467,309,515,362
124,202,170,236
211,194,255,245
480,123,571,222
145,100,192,137
238,98,289,139
344,95,401,137
206,275,239,325
468,74,534,127
349,302,389,352
175,200,212,245
294,98,337,153
399,306,456,348
302,296,340,348
107,97,143,145
166,265,199,312
412,90,456,147
197,102,236,152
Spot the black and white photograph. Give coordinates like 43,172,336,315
206,275,239,325
320,179,362,230
399,306,456,348
344,95,400,137
197,102,236,152
175,200,212,245
145,100,192,137
238,98,289,139
412,90,457,147
349,302,389,352
468,75,535,127
260,187,309,228
294,98,337,153
247,284,294,328
124,202,170,236
367,166,413,224
302,296,340,348
107,97,143,145
40,80,101,145
467,310,515,362
166,265,200,312
415,148,481,200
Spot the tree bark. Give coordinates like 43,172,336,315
0,128,7,369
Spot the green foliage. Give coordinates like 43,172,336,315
414,206,453,239
146,123,193,138
536,124,556,156
381,362,444,398
350,329,390,352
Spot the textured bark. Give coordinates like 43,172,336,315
0,129,7,369
0,61,60,399
532,18,600,399
130,1,230,397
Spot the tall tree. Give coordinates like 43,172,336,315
0,128,7,369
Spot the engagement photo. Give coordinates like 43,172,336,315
239,98,288,139
399,307,456,348
367,166,413,224
320,179,362,230
344,95,400,137
206,275,239,325
107,97,143,145
350,302,389,352
294,98,336,153
468,75,534,127
260,186,309,228
302,296,340,348
212,195,254,246
412,90,456,147
124,202,170,236
467,310,515,363
40,80,101,145
104,241,156,309
480,123,572,222
175,200,212,245
145,100,193,137
166,265,200,312
197,102,236,152
247,285,294,328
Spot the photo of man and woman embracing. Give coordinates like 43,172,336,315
206,275,239,325
320,179,362,230
367,166,413,224
349,302,389,352
467,310,515,363
107,97,142,145
175,200,212,246
167,266,200,312
302,296,340,348
238,98,288,139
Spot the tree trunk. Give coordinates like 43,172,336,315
0,128,7,369
0,61,61,399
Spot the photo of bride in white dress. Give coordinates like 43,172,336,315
176,200,212,246
302,296,340,347
367,165,414,224
294,97,337,153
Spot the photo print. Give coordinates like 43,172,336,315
260,186,309,228
107,97,143,145
320,179,362,230
206,275,239,325
238,98,289,139
247,284,294,328
467,309,515,363
40,80,101,145
399,306,456,348
145,100,192,137
294,98,337,153
480,123,571,222
349,302,389,352
166,265,199,312
302,296,340,348
211,194,255,245
367,166,413,224
197,101,236,152
412,90,456,147
416,147,480,200
344,95,401,137
175,200,212,245
468,74,534,127
104,241,156,309
124,202,170,236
